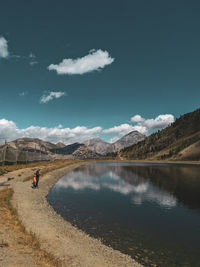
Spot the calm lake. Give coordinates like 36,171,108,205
47,162,200,267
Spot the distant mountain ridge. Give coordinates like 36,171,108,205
84,131,146,155
84,138,113,155
49,142,84,155
0,138,100,160
4,138,58,152
120,108,200,161
0,130,145,160
49,142,101,159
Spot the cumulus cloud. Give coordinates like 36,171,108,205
103,124,135,135
0,112,174,145
143,114,174,130
0,117,102,145
131,115,144,123
40,91,66,104
48,49,114,75
0,118,18,141
103,113,174,139
0,37,9,58
103,123,147,136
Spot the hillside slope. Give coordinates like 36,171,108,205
120,108,200,160
112,131,145,152
4,138,58,152
50,143,84,154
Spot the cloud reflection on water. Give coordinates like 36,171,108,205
55,167,177,209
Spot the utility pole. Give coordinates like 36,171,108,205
15,140,18,165
26,145,28,165
34,144,36,162
0,138,5,165
16,149,18,165
3,140,7,166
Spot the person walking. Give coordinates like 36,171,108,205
35,169,40,188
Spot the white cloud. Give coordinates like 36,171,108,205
40,91,66,104
130,125,148,135
0,118,18,141
103,123,147,136
143,114,174,130
102,113,174,139
131,115,144,123
48,49,114,75
0,113,174,145
0,117,102,145
103,124,134,135
0,37,9,58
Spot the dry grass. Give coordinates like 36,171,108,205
0,188,63,266
23,159,81,182
1,159,76,173
0,159,82,181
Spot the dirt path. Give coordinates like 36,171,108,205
0,162,142,267
0,166,61,267
0,188,38,267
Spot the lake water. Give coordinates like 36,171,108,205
47,162,200,267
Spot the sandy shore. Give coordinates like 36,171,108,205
11,162,142,267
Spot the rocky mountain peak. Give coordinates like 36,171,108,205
112,131,146,152
84,131,146,154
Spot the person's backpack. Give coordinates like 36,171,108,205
33,176,36,187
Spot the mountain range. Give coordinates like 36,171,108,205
0,131,145,161
84,131,145,155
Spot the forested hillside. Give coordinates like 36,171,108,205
120,108,200,160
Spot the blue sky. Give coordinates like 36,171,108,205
0,0,200,144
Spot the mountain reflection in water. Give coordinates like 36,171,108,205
47,162,200,267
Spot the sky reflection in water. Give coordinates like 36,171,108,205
55,169,177,209
47,162,200,267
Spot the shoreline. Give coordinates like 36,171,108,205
12,161,143,267
98,159,200,165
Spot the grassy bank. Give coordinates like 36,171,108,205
0,159,78,174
